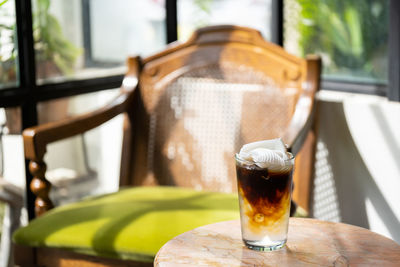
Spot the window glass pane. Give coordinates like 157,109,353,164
33,0,165,84
284,0,389,84
44,115,123,205
1,107,25,197
37,88,120,124
178,0,273,42
90,0,166,62
3,106,21,134
37,89,122,204
0,0,18,89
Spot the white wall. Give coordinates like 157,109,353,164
312,91,400,243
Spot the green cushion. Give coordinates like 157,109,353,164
13,186,239,262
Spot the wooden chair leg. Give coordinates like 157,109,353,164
14,244,37,267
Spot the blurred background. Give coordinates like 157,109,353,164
0,0,399,264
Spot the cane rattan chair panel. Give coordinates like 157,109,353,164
140,63,298,193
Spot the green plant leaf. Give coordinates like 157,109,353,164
320,4,350,54
38,0,50,11
0,0,8,7
344,6,363,57
32,2,81,75
194,0,212,13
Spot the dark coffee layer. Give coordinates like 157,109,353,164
237,164,292,205
236,164,292,229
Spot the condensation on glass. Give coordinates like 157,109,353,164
178,0,273,42
33,0,166,84
284,0,389,84
0,0,18,89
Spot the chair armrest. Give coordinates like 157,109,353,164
23,90,131,161
283,55,321,155
23,56,140,162
22,56,140,217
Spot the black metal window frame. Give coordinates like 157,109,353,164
0,0,398,220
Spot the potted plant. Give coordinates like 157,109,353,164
1,0,81,133
0,0,17,88
33,0,81,79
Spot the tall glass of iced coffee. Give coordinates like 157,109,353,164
235,139,294,251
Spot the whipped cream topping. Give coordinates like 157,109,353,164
237,138,292,171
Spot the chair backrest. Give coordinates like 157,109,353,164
22,25,320,217
121,25,321,194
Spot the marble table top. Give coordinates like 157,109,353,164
154,218,400,266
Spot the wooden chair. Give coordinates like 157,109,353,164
13,25,321,266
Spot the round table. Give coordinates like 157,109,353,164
154,218,400,266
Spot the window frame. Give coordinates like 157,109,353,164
388,0,399,101
0,0,398,220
